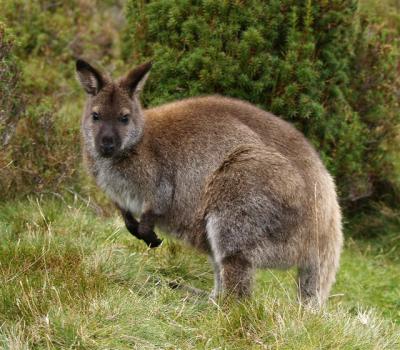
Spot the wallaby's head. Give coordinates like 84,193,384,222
76,59,151,158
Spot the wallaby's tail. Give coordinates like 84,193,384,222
299,179,343,306
317,207,343,304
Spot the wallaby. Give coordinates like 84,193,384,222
76,59,343,305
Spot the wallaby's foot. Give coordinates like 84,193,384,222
209,287,221,301
168,280,208,297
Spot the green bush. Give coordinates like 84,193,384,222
0,23,22,148
0,1,83,199
0,1,124,200
123,0,400,210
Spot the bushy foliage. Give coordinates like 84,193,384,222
0,23,22,147
0,0,123,200
123,0,400,208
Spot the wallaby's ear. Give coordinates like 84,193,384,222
76,59,104,95
119,62,152,98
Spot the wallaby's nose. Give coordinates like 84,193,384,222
100,136,115,156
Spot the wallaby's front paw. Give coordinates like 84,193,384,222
145,237,163,248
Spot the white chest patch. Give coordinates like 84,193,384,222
95,160,143,216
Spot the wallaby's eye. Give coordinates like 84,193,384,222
119,114,129,124
92,112,100,121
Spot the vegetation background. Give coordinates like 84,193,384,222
0,0,399,348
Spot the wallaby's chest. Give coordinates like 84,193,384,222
94,161,143,215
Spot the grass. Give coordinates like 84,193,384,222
0,196,399,349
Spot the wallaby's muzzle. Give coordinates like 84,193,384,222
96,126,121,158
100,136,115,157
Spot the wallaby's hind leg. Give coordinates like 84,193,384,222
220,252,253,297
206,214,254,298
209,256,222,299
298,265,321,306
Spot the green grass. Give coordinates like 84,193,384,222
0,197,399,349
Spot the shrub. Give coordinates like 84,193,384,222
0,23,22,147
122,0,400,210
0,1,124,200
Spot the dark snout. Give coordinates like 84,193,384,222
100,136,115,157
96,127,121,158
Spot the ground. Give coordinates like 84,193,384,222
0,197,399,349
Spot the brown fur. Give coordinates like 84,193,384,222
76,60,343,305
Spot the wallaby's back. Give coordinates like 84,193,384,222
145,95,324,176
